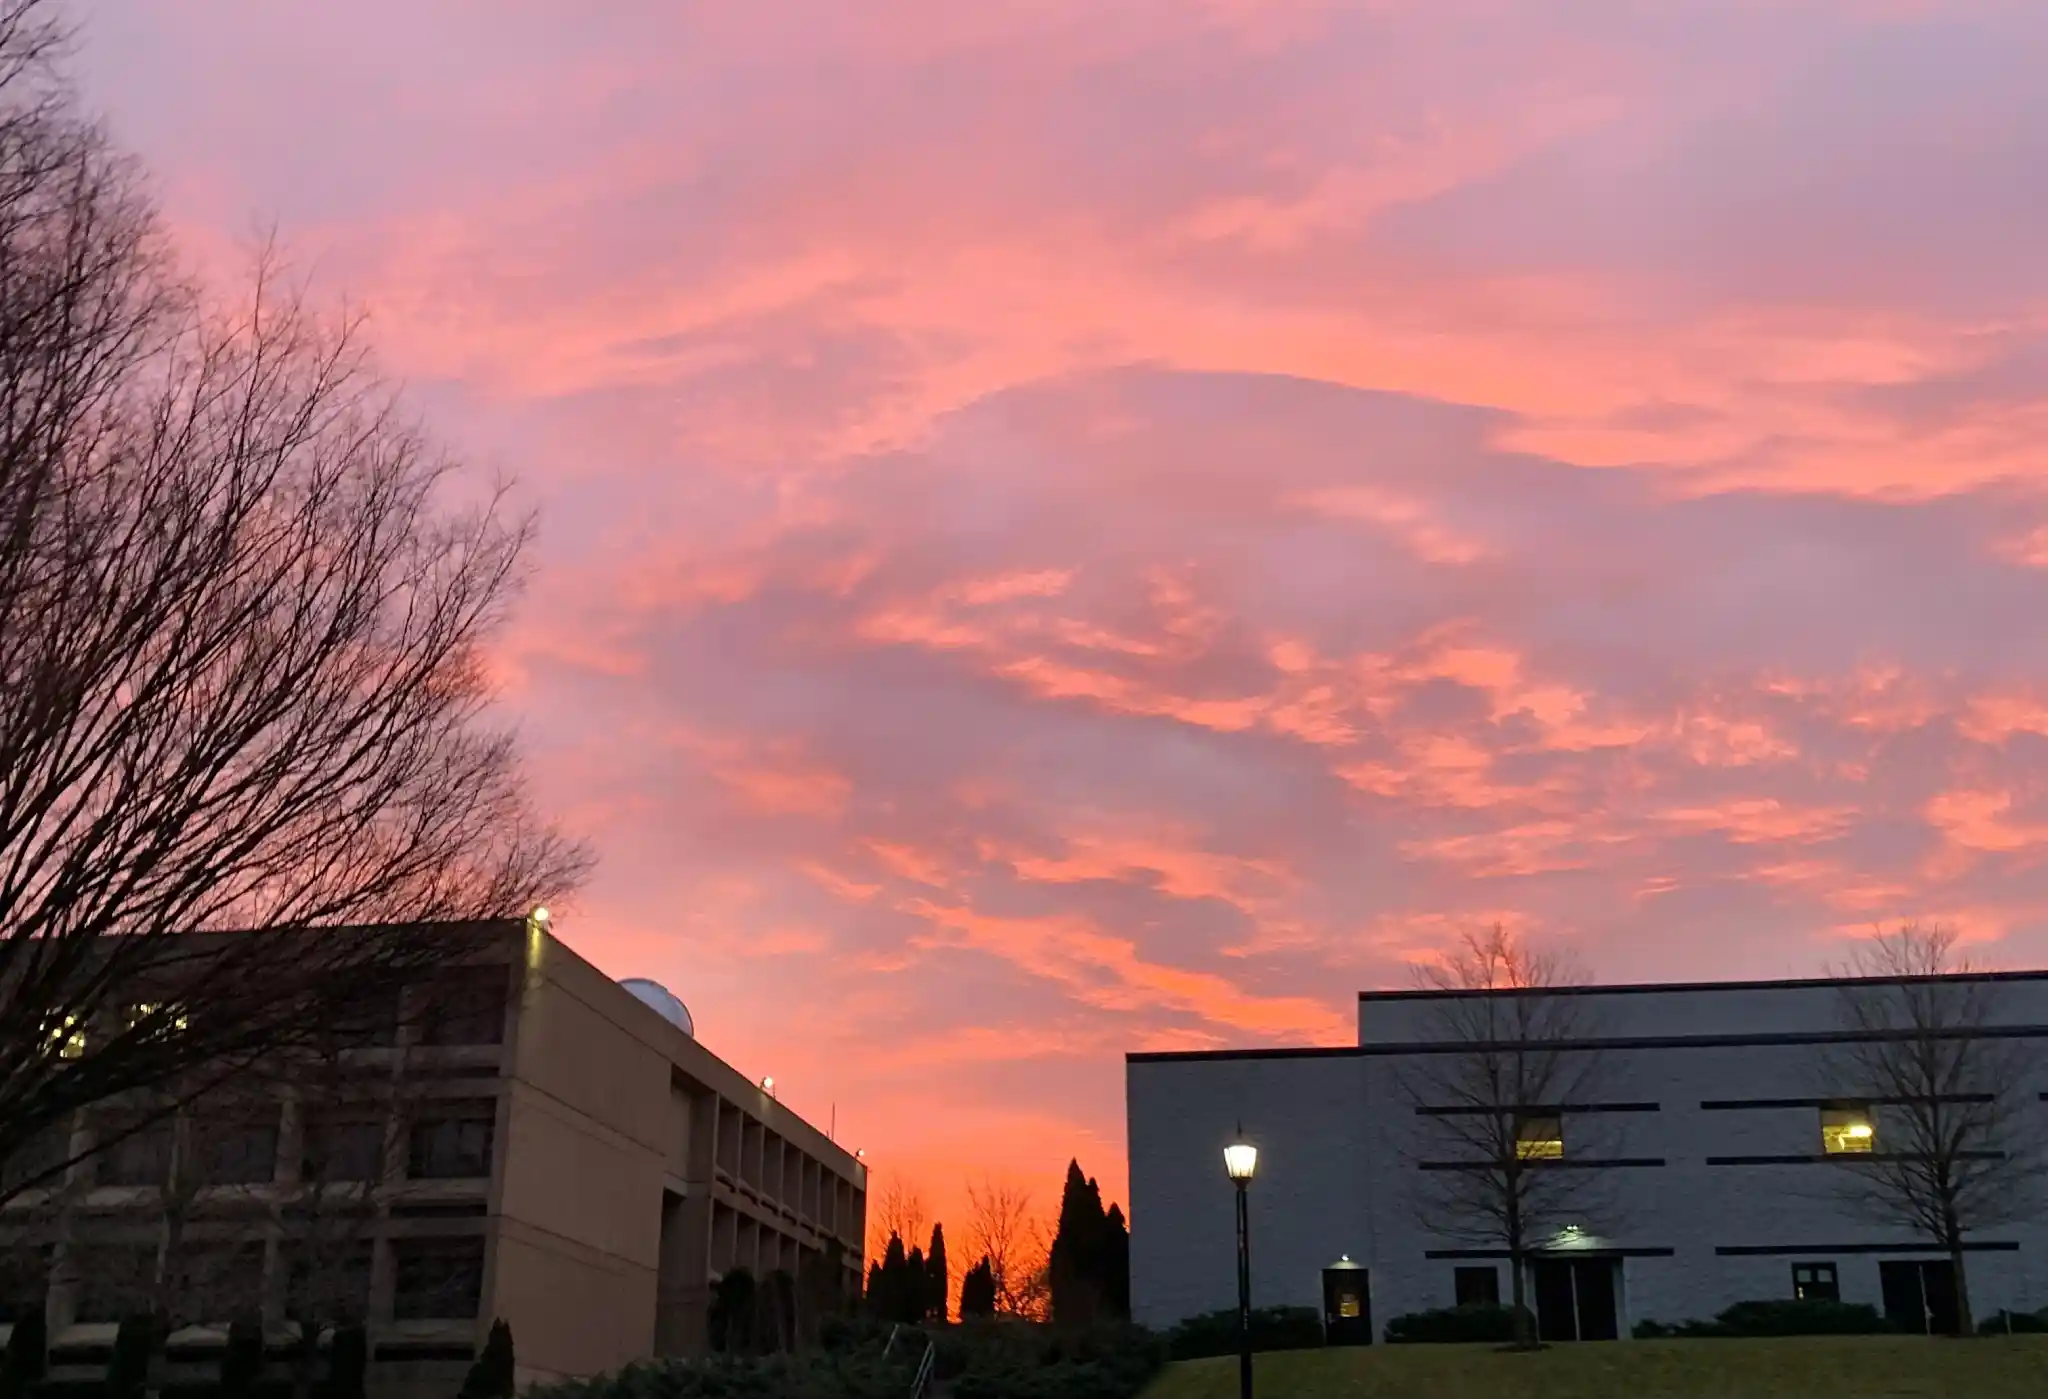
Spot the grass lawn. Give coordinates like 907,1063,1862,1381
1142,1335,2048,1398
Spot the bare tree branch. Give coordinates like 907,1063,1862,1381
0,2,588,1203
1819,921,2048,1335
963,1177,1050,1321
1397,924,1624,1348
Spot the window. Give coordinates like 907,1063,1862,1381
392,1237,485,1320
1455,1265,1500,1307
1793,1261,1840,1302
71,1244,159,1323
171,1243,267,1325
286,1241,373,1323
95,1116,174,1187
0,1123,71,1194
416,970,508,1047
42,1014,84,1061
123,1002,189,1036
304,1113,387,1184
1514,1113,1564,1160
192,1114,281,1186
407,1102,497,1180
1821,1106,1875,1155
0,1247,49,1325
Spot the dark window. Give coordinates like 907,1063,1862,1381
392,1238,485,1320
172,1243,268,1325
0,1247,49,1325
285,1241,373,1323
1793,1262,1840,1302
1454,1265,1500,1307
0,1123,71,1194
303,1113,387,1184
71,1244,159,1323
192,1114,281,1186
95,1117,174,1187
407,1103,497,1180
416,971,508,1047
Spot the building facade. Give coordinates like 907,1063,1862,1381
0,918,867,1392
1127,971,2048,1341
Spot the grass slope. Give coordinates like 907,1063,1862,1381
1143,1335,2048,1399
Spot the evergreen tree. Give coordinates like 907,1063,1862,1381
0,1305,46,1399
219,1318,265,1399
904,1246,928,1325
709,1270,759,1354
925,1223,950,1323
328,1326,369,1399
1048,1159,1109,1326
1104,1203,1131,1320
104,1315,155,1399
868,1233,909,1322
456,1320,515,1399
959,1258,997,1319
865,1259,885,1317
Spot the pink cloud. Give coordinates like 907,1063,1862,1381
72,0,2048,1227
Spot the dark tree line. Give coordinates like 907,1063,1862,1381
864,1222,951,1324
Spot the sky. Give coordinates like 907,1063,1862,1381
72,0,2048,1238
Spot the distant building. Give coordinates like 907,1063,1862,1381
0,918,867,1393
1127,972,2048,1341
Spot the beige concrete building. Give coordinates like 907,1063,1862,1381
0,917,868,1392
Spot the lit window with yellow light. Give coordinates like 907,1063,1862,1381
1820,1106,1875,1154
1515,1113,1565,1160
43,1014,85,1060
125,1002,189,1034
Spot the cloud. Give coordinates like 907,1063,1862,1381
74,0,2048,1224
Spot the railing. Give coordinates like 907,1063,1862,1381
883,1325,938,1399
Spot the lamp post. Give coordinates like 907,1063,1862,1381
1224,1126,1259,1399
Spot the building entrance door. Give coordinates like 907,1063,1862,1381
1531,1258,1620,1341
1880,1259,1958,1335
1321,1262,1371,1346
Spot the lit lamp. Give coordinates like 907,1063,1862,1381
1224,1126,1258,1399
761,1076,776,1098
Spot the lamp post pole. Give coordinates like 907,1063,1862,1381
1235,1175,1252,1399
1224,1126,1259,1399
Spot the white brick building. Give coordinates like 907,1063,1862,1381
1126,972,2048,1341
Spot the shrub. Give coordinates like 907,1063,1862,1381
1633,1298,1889,1339
0,1305,47,1399
1384,1304,1524,1344
1165,1306,1323,1360
104,1315,156,1399
1978,1309,2048,1335
219,1318,265,1399
325,1325,368,1399
458,1320,515,1399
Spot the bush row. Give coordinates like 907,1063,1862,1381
1633,1299,1893,1338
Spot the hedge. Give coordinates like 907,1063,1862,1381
1633,1298,1890,1339
1163,1307,1324,1360
1383,1304,1524,1344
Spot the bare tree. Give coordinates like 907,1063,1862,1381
869,1174,929,1269
0,0,586,1203
1397,925,1620,1348
964,1177,1050,1321
1819,922,2048,1336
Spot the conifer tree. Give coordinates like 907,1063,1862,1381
904,1245,928,1325
456,1320,515,1399
925,1223,950,1323
959,1258,998,1319
1104,1203,1131,1320
1049,1160,1109,1326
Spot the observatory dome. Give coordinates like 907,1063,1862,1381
619,978,694,1037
